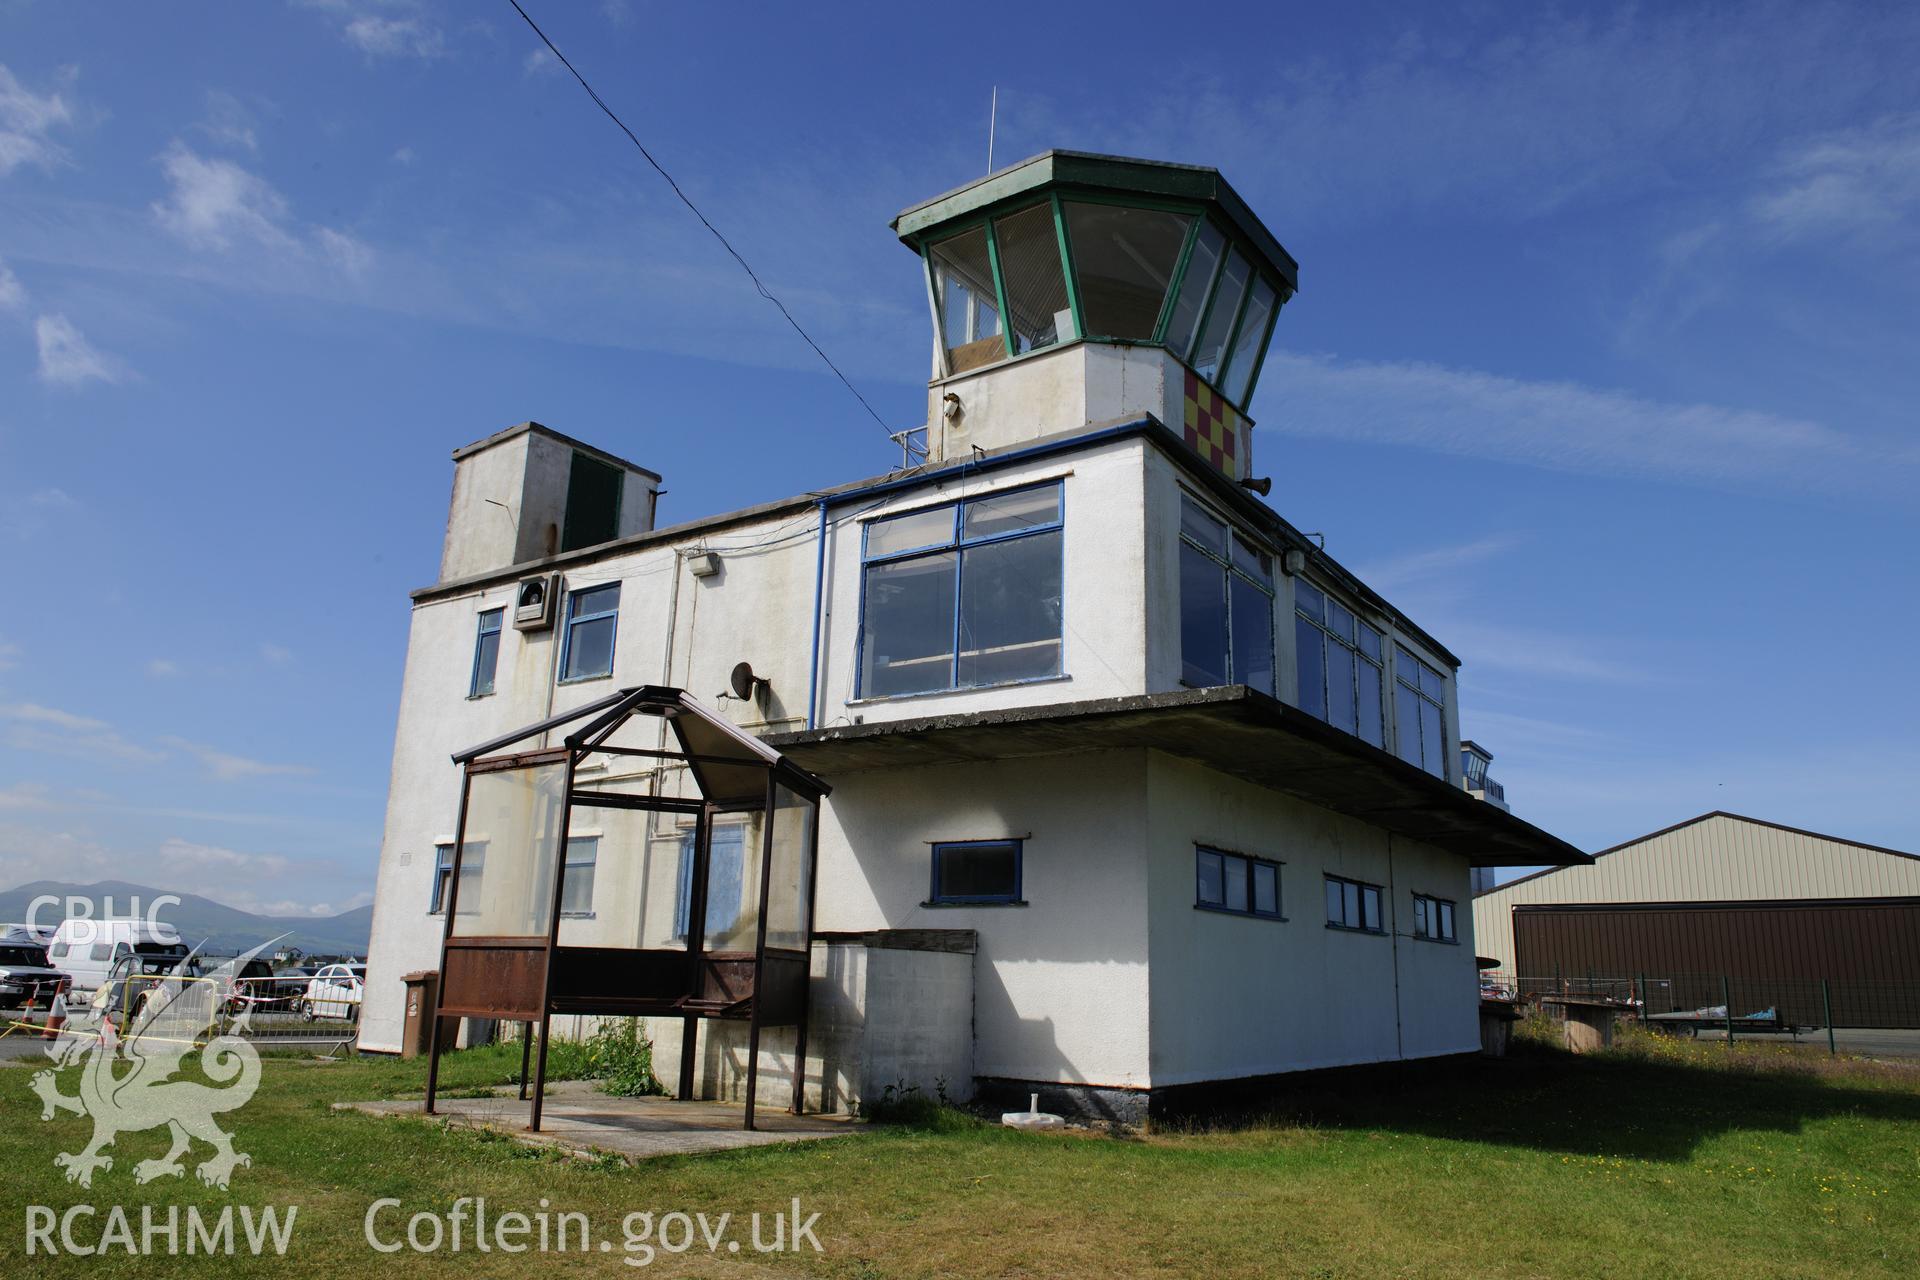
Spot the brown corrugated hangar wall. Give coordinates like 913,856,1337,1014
1513,897,1920,1029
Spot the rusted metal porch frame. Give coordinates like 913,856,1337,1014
423,687,829,1134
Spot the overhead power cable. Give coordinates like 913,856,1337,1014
506,0,896,440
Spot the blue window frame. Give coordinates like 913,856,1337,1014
858,482,1064,698
469,607,504,698
1325,873,1384,934
674,823,745,940
558,582,620,683
1194,846,1283,919
1393,645,1449,779
429,845,455,913
1295,583,1385,749
927,839,1024,905
1178,494,1274,694
431,840,486,915
1412,893,1456,943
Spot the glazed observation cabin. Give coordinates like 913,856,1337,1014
423,686,829,1131
895,150,1299,412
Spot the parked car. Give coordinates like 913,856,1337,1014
301,963,366,1022
0,941,69,1008
45,918,189,999
92,951,210,1026
221,957,296,1013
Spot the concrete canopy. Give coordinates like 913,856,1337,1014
768,686,1587,868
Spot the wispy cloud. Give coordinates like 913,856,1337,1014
344,15,445,59
159,736,316,783
0,781,55,812
0,255,24,310
34,313,124,386
2,486,79,538
259,642,294,666
151,142,296,251
0,63,74,178
523,48,558,77
0,702,167,764
1353,535,1523,594
1439,621,1653,686
146,658,181,679
150,142,374,279
196,89,263,153
1752,112,1920,251
0,637,19,671
1262,350,1905,497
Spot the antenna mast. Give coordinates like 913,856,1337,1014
987,86,998,174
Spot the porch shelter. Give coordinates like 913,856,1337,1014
424,686,830,1131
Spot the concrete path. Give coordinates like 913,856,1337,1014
340,1081,854,1161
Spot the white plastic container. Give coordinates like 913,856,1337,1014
1001,1092,1065,1131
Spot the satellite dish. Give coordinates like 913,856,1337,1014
729,661,766,701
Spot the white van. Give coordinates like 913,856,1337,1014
45,918,191,998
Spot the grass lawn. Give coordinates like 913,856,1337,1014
2,1023,1917,1277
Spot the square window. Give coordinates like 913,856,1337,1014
931,840,1023,905
1327,874,1385,934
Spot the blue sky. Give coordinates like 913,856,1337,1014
2,1,1916,915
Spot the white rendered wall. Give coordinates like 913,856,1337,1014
1144,753,1479,1085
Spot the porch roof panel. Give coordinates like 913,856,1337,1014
766,687,1587,868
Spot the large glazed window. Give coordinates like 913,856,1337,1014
1394,645,1450,778
1165,221,1224,359
1189,247,1250,386
1295,582,1385,749
993,203,1072,355
1219,276,1278,406
1177,495,1274,693
859,482,1064,697
930,226,1003,373
449,762,567,938
1063,203,1192,340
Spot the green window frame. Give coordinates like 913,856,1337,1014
919,196,1288,411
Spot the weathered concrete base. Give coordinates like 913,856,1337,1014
338,1081,851,1162
536,930,975,1117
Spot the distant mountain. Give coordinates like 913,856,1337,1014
0,880,373,957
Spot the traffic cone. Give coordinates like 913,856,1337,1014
43,991,67,1041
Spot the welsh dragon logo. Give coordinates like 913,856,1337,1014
30,942,272,1190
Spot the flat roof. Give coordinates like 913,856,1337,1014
410,417,1462,668
451,420,663,482
767,687,1588,868
891,150,1299,292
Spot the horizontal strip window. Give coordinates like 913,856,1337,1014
1412,893,1456,943
1195,846,1282,919
859,482,1064,698
928,839,1024,906
1325,874,1384,934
